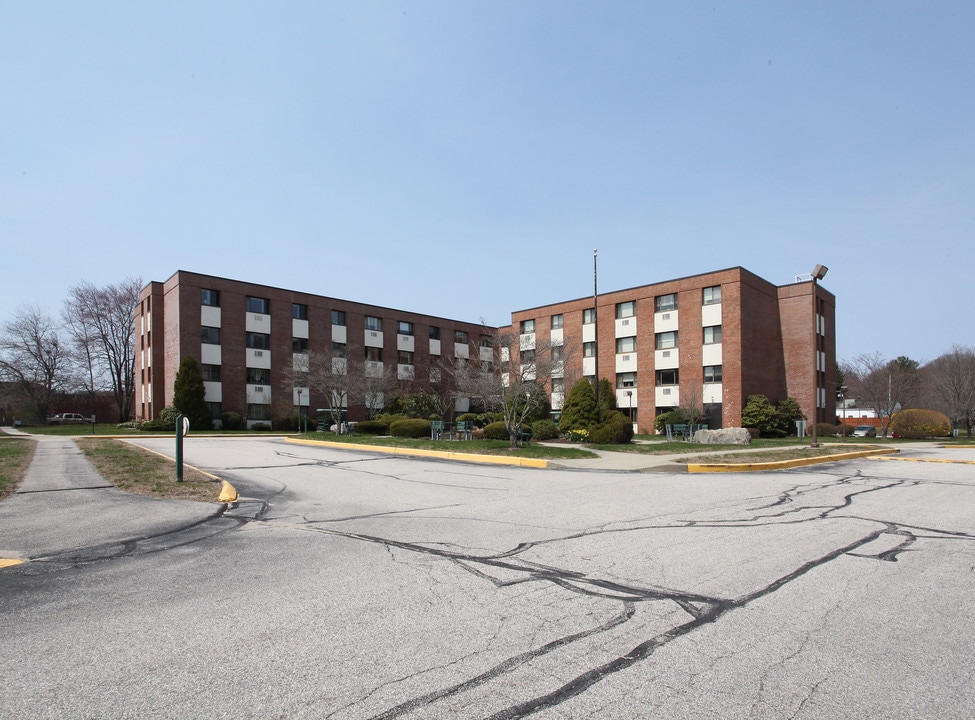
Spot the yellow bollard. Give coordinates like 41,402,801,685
218,480,238,503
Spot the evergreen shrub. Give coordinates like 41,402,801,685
482,421,510,440
531,419,560,441
356,420,389,435
221,411,242,430
389,418,431,438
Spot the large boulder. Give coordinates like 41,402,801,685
693,428,751,445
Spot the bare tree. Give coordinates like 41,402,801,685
843,352,922,437
62,278,142,422
0,305,73,423
460,325,555,448
924,345,975,437
287,341,367,432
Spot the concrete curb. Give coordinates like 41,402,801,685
285,437,551,468
687,447,899,473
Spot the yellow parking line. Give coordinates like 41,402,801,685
0,558,24,569
875,456,975,465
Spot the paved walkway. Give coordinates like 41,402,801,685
0,428,221,564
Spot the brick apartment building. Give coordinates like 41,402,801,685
135,267,835,432
504,266,836,433
134,271,492,428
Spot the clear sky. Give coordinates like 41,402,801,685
3,2,972,366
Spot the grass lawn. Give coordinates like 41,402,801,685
0,437,35,500
76,438,223,502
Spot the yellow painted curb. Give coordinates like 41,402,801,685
687,447,899,473
875,456,975,465
285,437,550,469
218,480,239,502
0,558,25,569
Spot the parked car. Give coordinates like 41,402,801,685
48,413,88,425
852,425,877,438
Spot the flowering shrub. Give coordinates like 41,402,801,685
889,409,951,439
566,428,590,443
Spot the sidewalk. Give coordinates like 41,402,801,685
0,428,222,566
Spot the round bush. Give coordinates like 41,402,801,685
221,411,242,431
482,421,510,441
589,411,634,444
389,418,431,438
531,419,560,441
356,420,389,435
890,409,951,439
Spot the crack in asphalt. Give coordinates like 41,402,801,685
286,466,973,718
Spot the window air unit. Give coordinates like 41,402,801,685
622,355,630,361
254,350,263,357
255,387,263,393
622,319,630,326
663,388,671,395
662,313,670,320
662,350,670,357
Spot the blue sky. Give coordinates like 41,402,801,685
3,2,972,365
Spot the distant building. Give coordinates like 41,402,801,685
135,266,836,432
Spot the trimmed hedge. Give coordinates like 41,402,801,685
356,420,389,435
389,418,431,438
221,411,243,431
482,421,510,440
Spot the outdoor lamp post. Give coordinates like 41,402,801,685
810,264,828,448
296,388,304,433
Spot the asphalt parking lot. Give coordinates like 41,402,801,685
1,435,973,719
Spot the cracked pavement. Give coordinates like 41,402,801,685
1,436,973,719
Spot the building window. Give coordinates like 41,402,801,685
703,286,722,305
655,331,678,350
246,367,271,384
616,336,637,354
292,303,308,320
552,377,565,393
616,301,635,319
398,350,414,365
365,316,382,331
429,325,441,340
201,289,220,307
520,319,535,334
332,342,347,357
454,330,468,344
656,368,679,385
703,325,722,344
551,314,563,330
331,310,346,326
246,296,269,314
552,345,564,361
365,347,382,362
246,332,270,350
247,404,270,421
655,294,677,312
583,308,596,324
398,321,413,336
617,372,637,388
704,365,723,382
201,326,221,345
201,364,221,381
521,349,535,364
208,402,221,420
584,341,596,357
480,336,492,348
293,337,308,353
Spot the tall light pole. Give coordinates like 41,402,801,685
810,264,828,448
593,248,599,408
297,388,304,433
